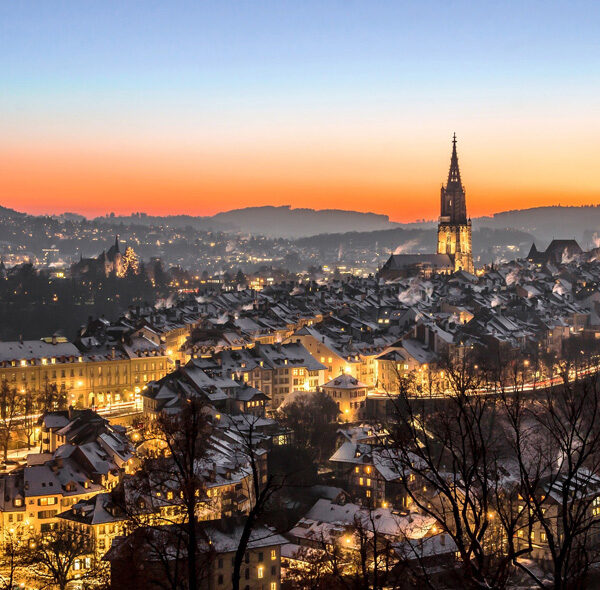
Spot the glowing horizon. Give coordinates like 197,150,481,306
2,2,599,222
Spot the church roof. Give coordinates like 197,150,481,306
106,235,121,261
383,254,453,270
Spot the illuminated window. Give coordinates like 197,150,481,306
359,477,364,485
257,566,264,579
271,549,276,560
271,584,277,590
354,467,359,473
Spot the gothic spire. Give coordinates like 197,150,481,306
447,132,462,187
440,134,467,224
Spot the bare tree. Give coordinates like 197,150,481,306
278,390,339,463
21,527,95,590
21,387,37,450
381,350,530,589
0,380,21,463
228,414,284,590
0,528,25,590
120,396,214,590
39,377,66,412
506,369,600,589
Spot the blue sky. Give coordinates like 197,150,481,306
1,1,599,218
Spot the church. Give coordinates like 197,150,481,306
379,135,474,280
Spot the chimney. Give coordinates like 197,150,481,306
111,347,116,360
51,334,57,345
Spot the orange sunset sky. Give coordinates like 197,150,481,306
2,2,599,222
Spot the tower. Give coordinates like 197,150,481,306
437,134,474,273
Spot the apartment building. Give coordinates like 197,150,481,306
0,336,170,410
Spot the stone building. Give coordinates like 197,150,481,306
380,135,474,279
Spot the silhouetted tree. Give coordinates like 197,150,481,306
0,380,21,462
21,527,95,590
120,397,213,590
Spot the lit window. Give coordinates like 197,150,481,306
258,566,264,579
271,549,276,560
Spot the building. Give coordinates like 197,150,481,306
320,374,368,421
527,239,583,267
0,335,169,411
104,520,287,590
190,342,326,411
378,253,453,280
437,134,474,274
0,409,133,537
379,135,474,279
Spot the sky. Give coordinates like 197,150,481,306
1,1,599,222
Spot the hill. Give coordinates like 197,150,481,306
211,205,397,238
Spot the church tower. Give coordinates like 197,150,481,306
437,134,474,273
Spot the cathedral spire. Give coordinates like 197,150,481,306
437,134,473,273
440,133,467,224
447,132,462,187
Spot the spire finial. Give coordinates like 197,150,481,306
452,132,457,146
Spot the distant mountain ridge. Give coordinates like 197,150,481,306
1,203,599,243
211,205,396,238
